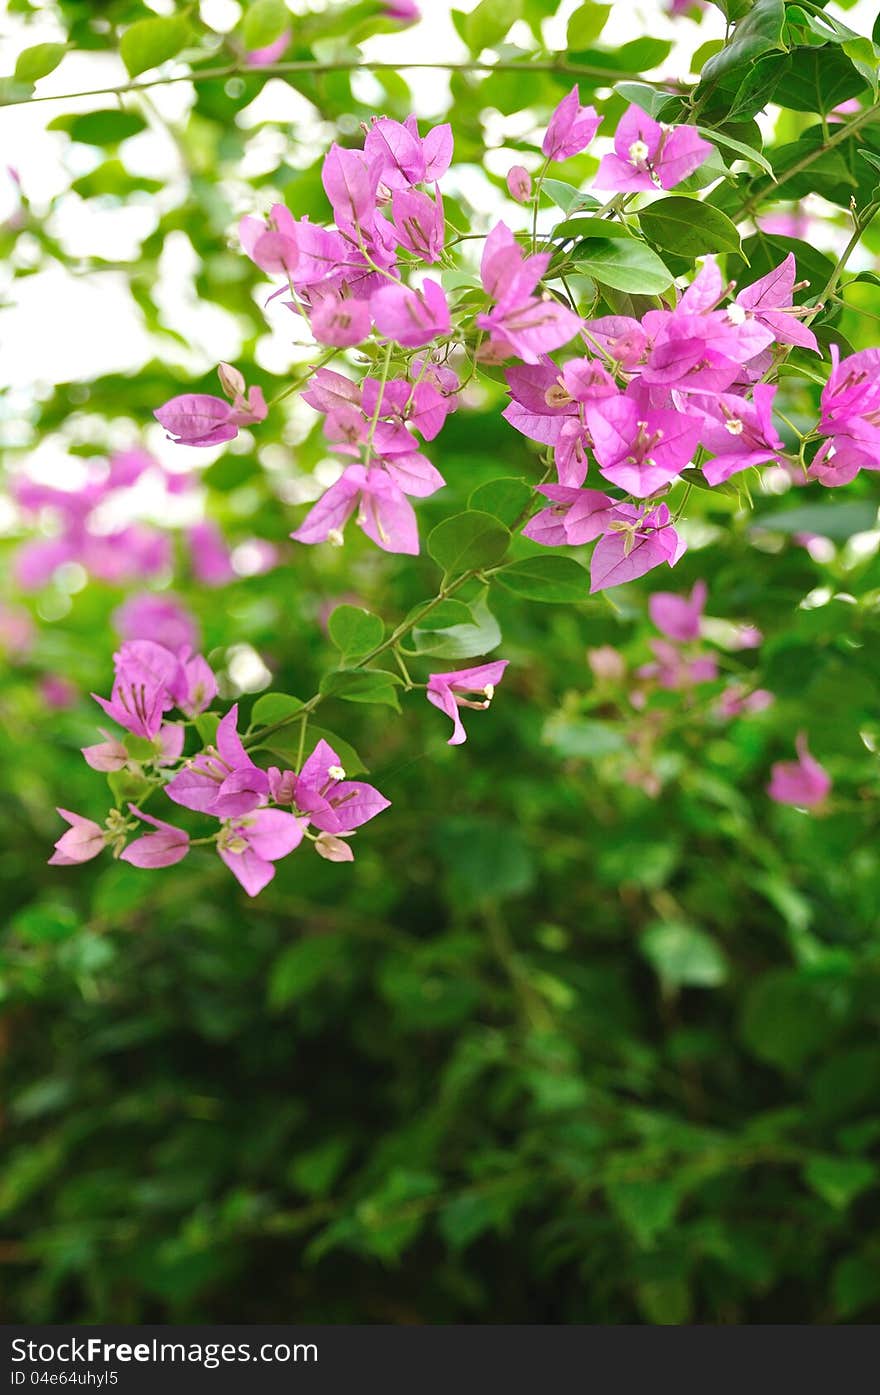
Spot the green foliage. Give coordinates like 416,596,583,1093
119,15,191,78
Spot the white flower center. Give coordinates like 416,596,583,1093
726,303,746,326
725,417,745,436
629,140,650,164
327,765,346,781
327,528,345,547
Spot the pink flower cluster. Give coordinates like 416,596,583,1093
50,605,392,894
13,449,177,589
508,253,824,588
291,360,458,555
239,116,453,351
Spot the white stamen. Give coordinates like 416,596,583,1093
725,418,745,436
629,140,650,163
327,764,346,781
726,303,746,326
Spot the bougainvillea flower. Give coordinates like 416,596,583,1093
155,382,267,447
697,384,785,484
48,810,105,866
187,521,235,586
171,651,218,717
523,485,616,547
239,203,300,275
553,419,591,488
292,740,390,837
217,809,307,897
594,105,712,191
507,165,532,203
426,661,509,745
590,503,685,592
165,705,269,818
322,143,383,236
364,117,452,191
542,85,601,161
649,580,707,641
309,291,372,347
768,733,831,807
717,685,774,718
809,435,878,488
561,357,617,403
371,277,450,347
93,640,179,739
502,362,578,445
480,221,549,310
637,638,718,689
391,186,445,262
586,393,702,496
735,254,819,353
114,594,199,656
120,807,190,868
582,314,649,369
479,294,582,365
818,346,880,436
291,464,419,554
82,729,129,773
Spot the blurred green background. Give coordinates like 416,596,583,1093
2,0,880,1324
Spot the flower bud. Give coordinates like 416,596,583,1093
218,362,247,399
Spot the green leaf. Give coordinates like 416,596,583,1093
496,555,588,603
639,196,743,258
606,1178,682,1248
468,477,533,527
269,934,346,1009
803,1156,877,1211
772,46,869,114
463,0,524,52
753,501,878,542
435,817,535,904
14,43,66,83
695,125,773,175
320,669,402,710
194,712,220,745
289,1139,351,1198
328,605,384,663
641,921,729,988
542,715,627,757
699,0,787,87
573,236,674,295
427,510,510,578
542,179,601,216
834,1255,880,1318
566,2,610,49
49,109,148,146
120,15,191,78
241,0,290,51
411,590,501,660
613,81,678,119
740,972,841,1072
250,692,303,726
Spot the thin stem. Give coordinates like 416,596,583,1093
363,341,393,467
737,104,880,220
1,60,684,111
